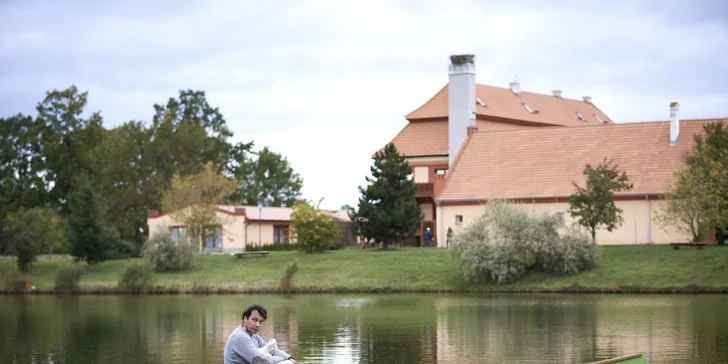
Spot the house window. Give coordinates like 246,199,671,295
557,212,565,226
204,226,222,248
414,166,429,183
274,226,289,244
594,114,604,124
171,227,187,245
576,111,586,121
435,169,447,175
522,103,534,114
455,215,463,226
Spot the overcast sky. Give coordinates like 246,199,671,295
1,0,727,210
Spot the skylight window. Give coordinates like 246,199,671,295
576,111,586,121
476,96,486,107
594,114,604,124
522,103,534,114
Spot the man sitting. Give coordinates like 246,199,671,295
223,304,297,364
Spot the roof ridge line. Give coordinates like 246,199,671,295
620,117,728,125
372,122,411,158
405,84,447,120
476,83,592,104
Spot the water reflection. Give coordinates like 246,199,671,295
1,294,727,363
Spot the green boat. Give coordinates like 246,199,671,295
587,353,648,364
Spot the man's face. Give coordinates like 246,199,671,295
243,310,265,334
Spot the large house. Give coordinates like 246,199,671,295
147,204,352,253
379,54,725,246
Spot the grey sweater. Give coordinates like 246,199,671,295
223,326,294,364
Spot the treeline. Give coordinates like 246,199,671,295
0,85,304,257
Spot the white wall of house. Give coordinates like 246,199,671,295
436,199,691,246
420,202,434,221
147,210,246,253
244,222,292,247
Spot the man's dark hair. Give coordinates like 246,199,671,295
242,304,267,321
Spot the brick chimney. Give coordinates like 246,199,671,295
448,54,476,167
670,102,680,146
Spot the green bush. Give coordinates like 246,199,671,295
290,200,340,253
260,242,298,251
141,231,195,272
538,226,600,275
118,261,155,292
451,200,599,284
54,263,86,292
10,232,38,272
450,204,530,283
103,226,139,260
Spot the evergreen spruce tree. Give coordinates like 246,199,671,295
68,181,110,264
351,143,422,248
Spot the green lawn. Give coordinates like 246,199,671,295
2,245,728,293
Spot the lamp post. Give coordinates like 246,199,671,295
258,201,262,251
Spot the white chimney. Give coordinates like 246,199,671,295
583,96,592,104
670,102,680,145
552,90,562,98
448,54,476,167
509,80,521,95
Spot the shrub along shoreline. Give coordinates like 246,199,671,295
2,245,728,294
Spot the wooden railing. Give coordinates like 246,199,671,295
415,182,434,198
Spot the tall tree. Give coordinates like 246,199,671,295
144,90,245,213
350,143,422,248
0,114,47,248
97,121,155,247
153,90,233,156
68,180,111,264
35,86,105,213
160,162,238,252
684,122,728,236
229,146,303,207
148,90,235,176
655,166,709,242
5,207,68,257
568,158,633,243
658,121,728,243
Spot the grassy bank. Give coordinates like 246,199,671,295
2,245,728,294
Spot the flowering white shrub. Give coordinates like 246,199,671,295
142,230,195,272
450,200,599,284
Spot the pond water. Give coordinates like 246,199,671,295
1,293,727,363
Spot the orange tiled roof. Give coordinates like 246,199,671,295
385,120,449,157
382,119,544,157
406,84,612,126
437,118,726,201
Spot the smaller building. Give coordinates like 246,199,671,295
147,204,352,253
